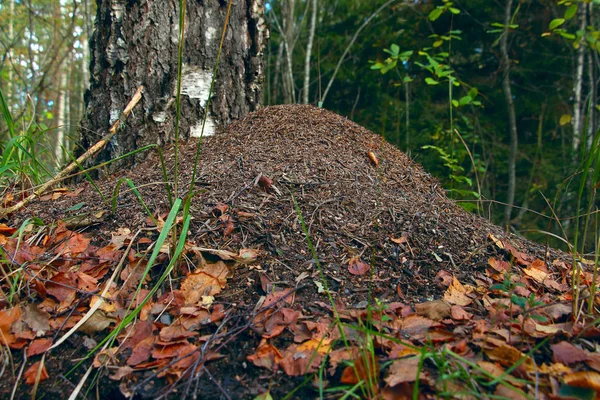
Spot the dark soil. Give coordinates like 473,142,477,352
3,104,568,399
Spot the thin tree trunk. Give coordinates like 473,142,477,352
7,0,15,108
572,3,587,152
272,42,285,104
282,0,296,103
55,59,68,167
501,0,518,227
302,0,317,104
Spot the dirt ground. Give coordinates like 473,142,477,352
1,105,577,399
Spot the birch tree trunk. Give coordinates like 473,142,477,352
80,0,267,165
55,59,68,167
572,3,587,152
302,0,317,104
501,0,518,227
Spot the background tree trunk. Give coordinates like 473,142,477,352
501,0,518,228
80,0,267,164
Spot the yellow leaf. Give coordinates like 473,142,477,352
559,114,571,126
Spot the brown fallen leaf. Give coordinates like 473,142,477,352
348,256,370,276
443,277,473,306
551,341,588,365
24,361,49,385
414,300,451,321
368,151,379,166
247,339,283,370
26,338,53,358
384,356,424,387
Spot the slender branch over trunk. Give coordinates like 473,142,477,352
320,0,400,106
501,0,518,227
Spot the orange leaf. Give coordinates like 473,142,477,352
26,338,53,357
368,151,379,166
24,361,49,385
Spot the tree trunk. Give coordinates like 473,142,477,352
302,0,317,104
501,0,518,228
55,59,68,167
80,0,267,165
572,3,587,153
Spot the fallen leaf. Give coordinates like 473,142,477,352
180,261,230,305
258,175,273,192
443,277,473,306
551,341,588,365
563,371,600,391
348,256,370,276
247,340,283,370
368,151,379,166
279,342,323,376
414,300,451,321
24,361,49,385
26,338,53,357
385,357,423,387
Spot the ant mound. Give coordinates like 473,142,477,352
171,104,560,302
16,104,561,303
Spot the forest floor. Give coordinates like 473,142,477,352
1,105,599,399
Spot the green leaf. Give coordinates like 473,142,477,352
452,99,459,107
448,7,460,14
390,43,400,56
429,8,443,21
550,18,565,30
560,31,576,40
67,202,85,211
459,95,472,106
425,77,439,85
468,87,478,98
433,40,444,48
564,4,578,20
403,76,413,83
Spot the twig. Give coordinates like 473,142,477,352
0,86,144,218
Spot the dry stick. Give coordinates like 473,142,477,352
0,85,144,218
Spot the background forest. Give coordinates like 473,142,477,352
1,0,599,253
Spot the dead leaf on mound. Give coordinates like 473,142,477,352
188,246,260,264
26,338,52,357
279,342,324,376
385,356,426,387
484,344,535,371
262,307,300,339
180,261,230,305
563,371,600,391
21,303,50,335
248,339,283,370
368,151,379,166
392,314,437,340
348,255,370,275
24,361,49,385
551,341,588,365
341,353,380,387
488,257,510,275
444,277,473,306
127,336,155,367
0,306,21,347
414,300,451,321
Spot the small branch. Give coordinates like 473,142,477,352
0,86,144,218
320,0,400,106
